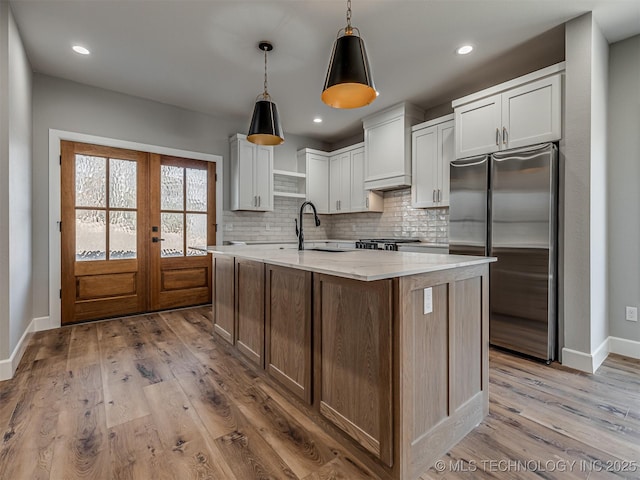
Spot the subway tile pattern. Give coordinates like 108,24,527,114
223,183,449,244
329,188,449,242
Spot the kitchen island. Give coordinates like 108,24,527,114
207,245,494,480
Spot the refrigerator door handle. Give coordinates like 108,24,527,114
451,158,487,167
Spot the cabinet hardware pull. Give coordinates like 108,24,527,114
366,196,369,208
258,195,261,207
503,127,507,145
253,196,257,207
496,128,500,146
433,189,436,202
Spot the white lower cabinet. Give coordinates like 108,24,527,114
411,115,454,208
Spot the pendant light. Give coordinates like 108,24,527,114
247,41,284,146
321,0,376,109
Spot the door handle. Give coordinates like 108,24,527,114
495,128,500,146
502,127,507,145
152,237,165,243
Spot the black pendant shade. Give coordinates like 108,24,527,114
322,31,376,109
247,41,284,146
247,99,284,146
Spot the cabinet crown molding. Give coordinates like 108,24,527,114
451,61,565,109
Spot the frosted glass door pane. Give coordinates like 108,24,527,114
186,168,207,212
76,155,106,207
161,213,183,257
186,214,207,256
109,211,137,259
110,159,137,208
76,210,106,261
161,165,184,210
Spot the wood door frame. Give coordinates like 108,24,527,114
48,129,223,330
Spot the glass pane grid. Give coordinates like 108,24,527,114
109,210,137,259
76,209,106,261
161,212,184,257
75,155,106,208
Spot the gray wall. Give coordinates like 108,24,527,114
607,34,640,343
0,3,33,360
562,13,609,366
31,74,326,320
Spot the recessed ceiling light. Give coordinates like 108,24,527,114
72,45,90,55
313,117,323,123
456,45,473,55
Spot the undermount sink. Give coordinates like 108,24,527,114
309,247,348,253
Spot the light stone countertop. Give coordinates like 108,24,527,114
205,244,494,281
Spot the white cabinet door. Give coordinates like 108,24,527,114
339,152,351,212
329,155,341,213
502,75,561,149
254,145,273,211
454,94,501,159
305,153,329,214
230,134,273,211
438,120,455,207
411,125,439,208
237,139,256,210
350,147,366,211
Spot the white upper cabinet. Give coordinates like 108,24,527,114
411,115,454,208
363,102,425,190
501,75,562,149
301,149,330,214
230,134,273,211
350,146,383,212
453,63,564,159
454,94,501,159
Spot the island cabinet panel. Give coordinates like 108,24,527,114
212,255,235,344
313,274,393,467
265,265,312,403
235,258,265,367
398,265,489,480
450,277,482,410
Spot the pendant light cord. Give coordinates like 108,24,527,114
346,0,352,34
263,46,269,97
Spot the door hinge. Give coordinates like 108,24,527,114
215,173,218,182
58,221,62,232
59,154,62,165
59,289,62,299
215,224,218,232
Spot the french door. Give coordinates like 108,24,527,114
61,141,216,324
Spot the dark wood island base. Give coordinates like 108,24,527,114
212,252,489,480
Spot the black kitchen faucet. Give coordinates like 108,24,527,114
295,201,321,251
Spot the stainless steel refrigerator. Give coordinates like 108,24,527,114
449,143,558,362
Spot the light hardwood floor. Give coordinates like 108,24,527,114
0,307,638,479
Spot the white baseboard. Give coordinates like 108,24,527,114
0,319,35,381
562,336,639,373
0,315,53,381
32,315,54,332
608,336,640,359
561,347,597,373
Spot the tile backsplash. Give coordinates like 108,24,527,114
222,183,448,244
329,188,448,243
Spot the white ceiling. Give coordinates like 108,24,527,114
9,0,640,143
